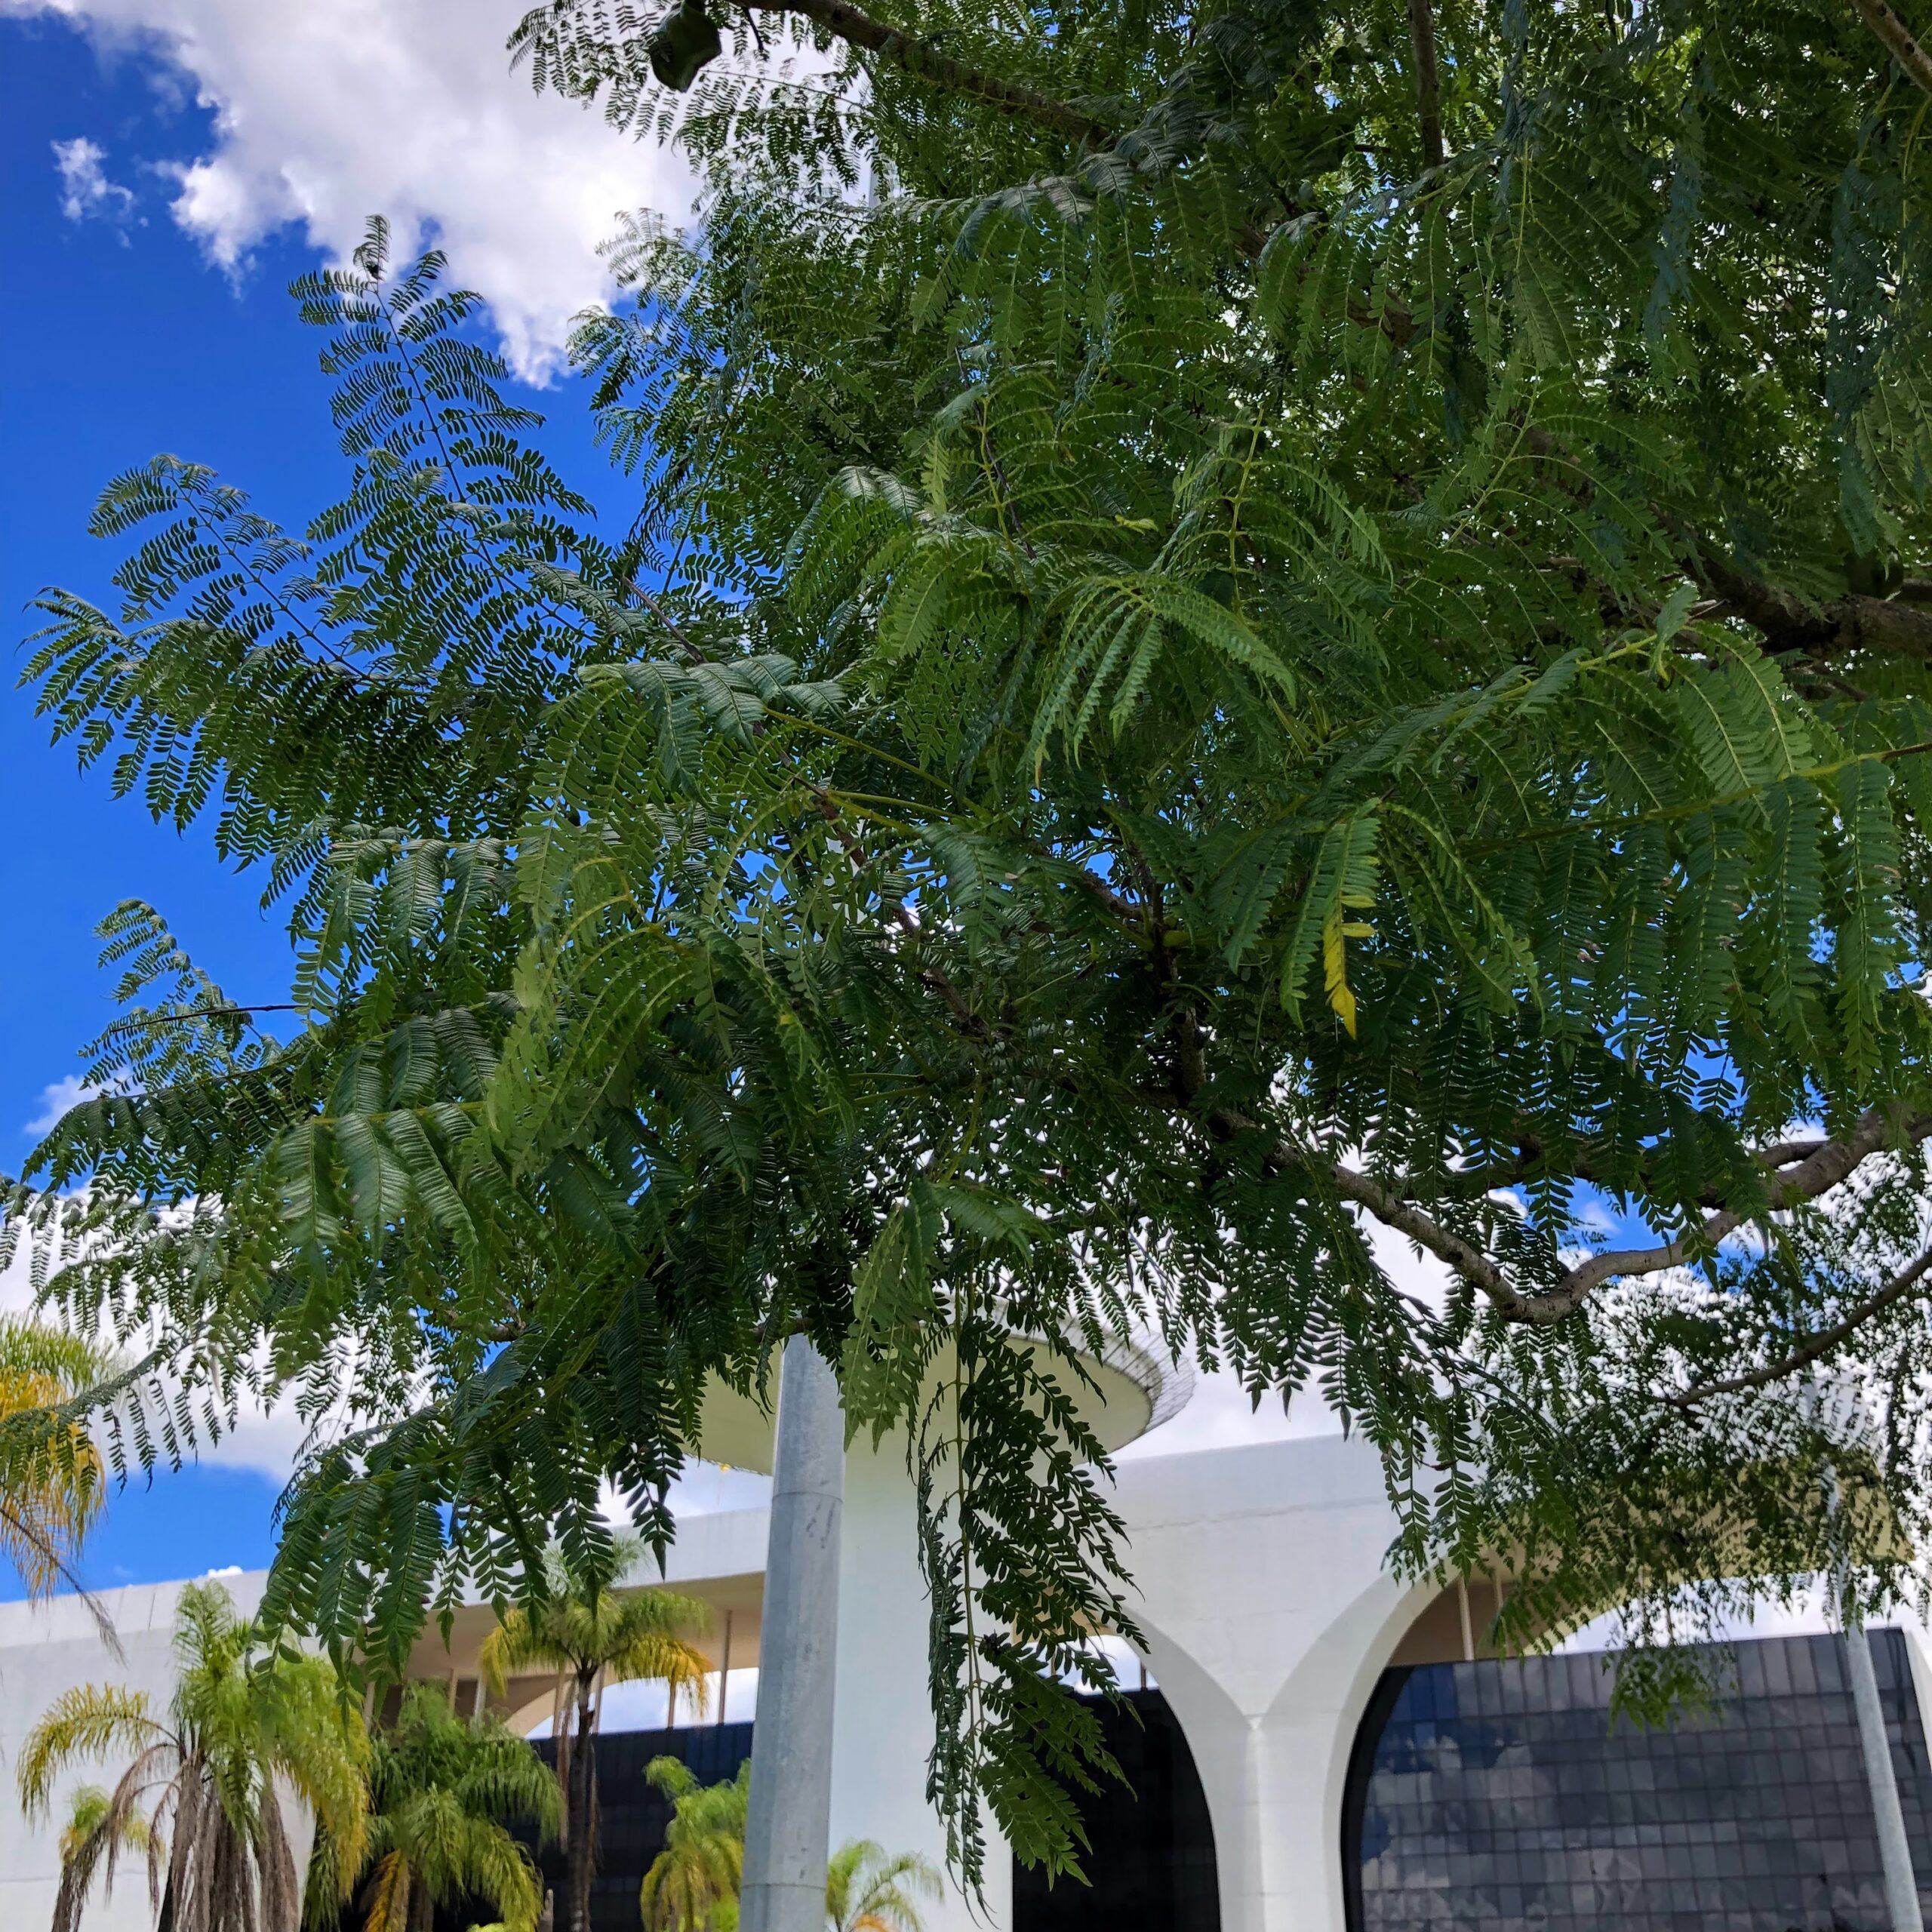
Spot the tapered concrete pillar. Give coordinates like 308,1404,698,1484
700,1329,1177,1932
1845,1619,1925,1931
740,1337,844,1932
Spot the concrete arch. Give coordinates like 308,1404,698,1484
1112,1433,1505,1932
1129,1611,1248,1931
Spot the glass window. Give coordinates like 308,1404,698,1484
1346,1630,1932,1931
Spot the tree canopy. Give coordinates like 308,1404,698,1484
13,0,1932,1886
305,1681,559,1932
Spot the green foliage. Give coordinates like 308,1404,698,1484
476,1546,710,1706
307,1681,558,1932
479,1539,710,1932
51,1781,153,1932
18,1580,369,1932
20,0,1932,1898
638,1757,748,1932
0,1315,112,1604
823,1840,940,1932
638,1758,937,1932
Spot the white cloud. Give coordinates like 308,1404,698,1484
0,1196,312,1481
198,1395,312,1481
52,134,136,227
23,1074,94,1137
12,0,700,380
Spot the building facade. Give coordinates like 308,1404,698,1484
1348,1632,1932,1931
2,1433,1930,1932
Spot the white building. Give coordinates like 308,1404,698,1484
0,1357,1927,1932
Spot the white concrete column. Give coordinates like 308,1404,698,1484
741,1337,844,1932
1250,1707,1358,1932
1845,1620,1925,1932
829,1433,1011,1932
1141,1623,1362,1932
1134,1627,1265,1932
1112,1439,1448,1932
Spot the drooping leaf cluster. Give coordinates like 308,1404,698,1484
15,0,1932,1887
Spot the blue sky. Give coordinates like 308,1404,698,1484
0,9,641,1595
0,0,1441,1607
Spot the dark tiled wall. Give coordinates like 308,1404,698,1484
531,1721,756,1932
1347,1632,1932,1932
1012,1687,1221,1932
482,1694,1217,1932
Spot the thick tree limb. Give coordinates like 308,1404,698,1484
1662,1244,1932,1408
1848,0,1932,100
1406,0,1446,171
754,0,1112,143
1191,1097,1932,1327
1697,546,1932,660
1522,1109,1932,1315
1452,1132,1834,1209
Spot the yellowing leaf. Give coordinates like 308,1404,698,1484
1322,906,1365,1037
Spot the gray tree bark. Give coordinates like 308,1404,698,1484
739,1334,844,1932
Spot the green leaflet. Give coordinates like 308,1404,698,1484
1032,571,1293,768
1755,777,1826,1066
1669,654,1813,814
1382,804,1540,1020
843,1183,946,1436
1833,756,1903,1089
1213,823,1307,968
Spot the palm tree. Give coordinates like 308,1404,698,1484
478,1543,709,1932
0,1315,110,1599
822,1844,939,1932
638,1758,937,1932
638,1757,748,1932
307,1681,560,1932
51,1782,152,1932
17,1578,370,1932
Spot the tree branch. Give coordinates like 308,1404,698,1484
1696,545,1932,660
1663,1244,1932,1409
98,1004,310,1035
623,578,714,666
805,783,995,1039
1847,0,1932,100
1452,1131,1835,1210
1187,1097,1932,1327
1406,0,1445,171
754,0,1113,143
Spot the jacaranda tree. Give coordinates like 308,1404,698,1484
13,0,1932,1888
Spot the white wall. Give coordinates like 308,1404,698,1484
0,1571,270,1932
828,1436,1014,1932
1113,1434,1428,1932
0,1438,1436,1932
